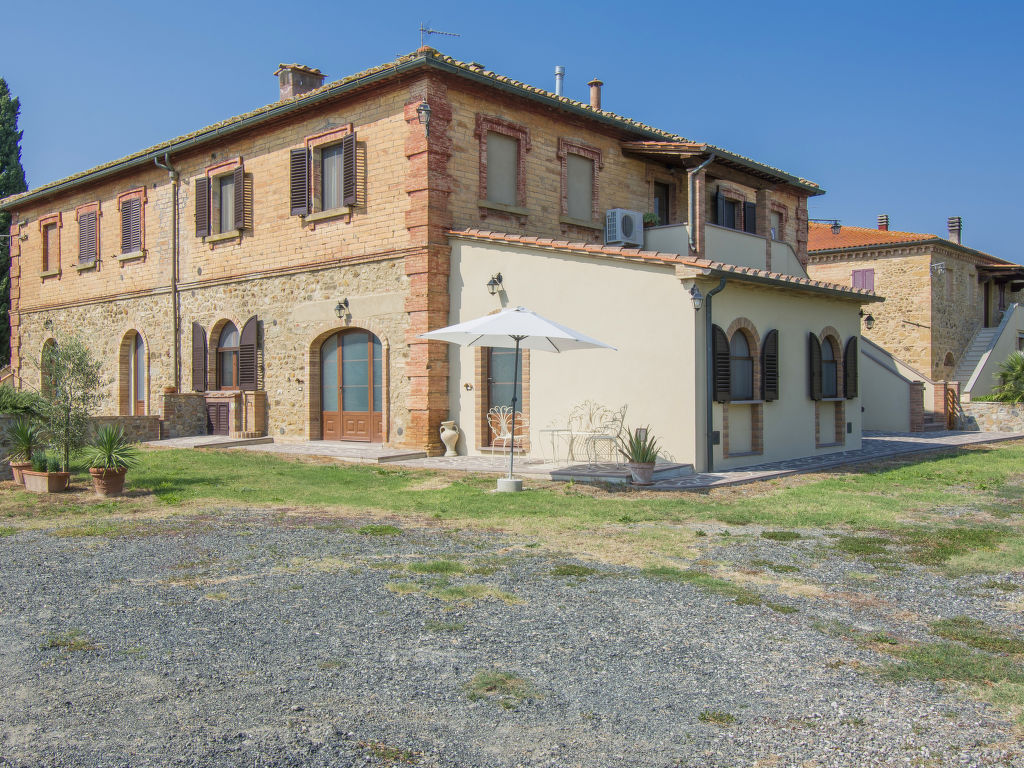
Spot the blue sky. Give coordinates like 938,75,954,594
4,0,1021,259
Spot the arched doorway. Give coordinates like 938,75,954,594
320,329,383,441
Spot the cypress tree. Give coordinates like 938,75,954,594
0,79,28,367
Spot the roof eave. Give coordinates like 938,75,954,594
702,266,883,302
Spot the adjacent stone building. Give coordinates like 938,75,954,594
2,48,877,468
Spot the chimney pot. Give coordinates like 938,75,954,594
877,214,889,231
587,77,603,110
554,65,565,97
948,216,963,245
274,63,325,101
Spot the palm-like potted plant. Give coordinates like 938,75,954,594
5,416,43,484
617,425,660,485
84,426,140,498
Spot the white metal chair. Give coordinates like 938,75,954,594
487,406,529,468
565,401,627,464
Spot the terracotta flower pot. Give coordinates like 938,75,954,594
626,462,656,486
9,461,32,485
23,470,71,493
89,467,128,498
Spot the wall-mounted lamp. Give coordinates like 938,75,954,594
810,218,842,235
463,382,473,391
931,262,946,275
689,284,704,311
859,309,875,330
334,298,350,318
416,101,432,137
486,273,503,296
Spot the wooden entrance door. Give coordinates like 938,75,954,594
321,330,383,442
206,402,229,436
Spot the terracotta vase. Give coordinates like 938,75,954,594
89,467,128,498
10,461,32,485
23,470,71,493
626,462,655,486
439,420,460,457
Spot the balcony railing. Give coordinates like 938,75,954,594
642,222,806,278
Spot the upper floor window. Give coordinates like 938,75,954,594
117,188,145,256
75,202,99,265
475,115,530,213
851,268,875,291
770,211,783,240
729,333,754,400
558,138,602,226
39,213,61,277
196,159,245,238
289,127,357,218
653,182,671,226
713,187,756,234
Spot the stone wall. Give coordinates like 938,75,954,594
88,416,161,443
0,414,13,480
957,401,1024,432
161,393,207,438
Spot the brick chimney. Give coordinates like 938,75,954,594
877,214,889,231
947,216,963,245
275,64,325,100
587,78,603,109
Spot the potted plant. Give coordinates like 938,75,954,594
22,450,70,493
84,425,140,497
643,212,661,228
5,416,43,484
618,425,660,485
37,335,102,483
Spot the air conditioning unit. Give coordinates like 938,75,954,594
605,208,644,247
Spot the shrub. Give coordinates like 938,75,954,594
38,336,102,472
5,416,42,462
991,352,1024,403
30,450,47,472
0,385,46,418
84,425,140,471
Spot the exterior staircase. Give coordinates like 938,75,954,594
954,327,1000,390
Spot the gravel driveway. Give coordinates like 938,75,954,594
0,509,1020,767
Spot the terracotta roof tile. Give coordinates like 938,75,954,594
449,228,878,301
808,222,938,251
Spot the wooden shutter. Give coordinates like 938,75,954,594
863,269,875,292
712,324,731,403
289,148,310,215
78,211,97,263
192,322,207,392
121,197,141,253
195,178,210,237
233,166,245,231
744,202,757,234
238,315,258,391
844,336,859,399
808,332,822,401
342,133,357,207
714,190,725,226
761,328,779,402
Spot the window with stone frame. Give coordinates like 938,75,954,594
75,202,100,266
117,188,146,255
712,185,756,234
729,332,754,400
821,337,839,398
475,115,530,214
558,138,602,226
289,125,357,219
39,213,61,276
195,158,246,238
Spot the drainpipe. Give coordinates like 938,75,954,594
703,277,727,472
687,152,716,253
153,153,181,391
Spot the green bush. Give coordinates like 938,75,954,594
991,352,1024,403
0,385,46,418
5,416,43,462
30,450,47,472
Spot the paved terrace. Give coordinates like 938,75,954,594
146,430,1022,490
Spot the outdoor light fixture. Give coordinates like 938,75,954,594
415,101,432,136
810,218,842,235
689,284,704,311
859,309,875,330
486,273,503,296
931,262,946,275
334,298,350,318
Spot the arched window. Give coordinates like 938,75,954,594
131,333,145,415
943,352,955,368
821,338,838,398
120,331,146,415
729,333,753,400
319,329,383,441
217,322,239,389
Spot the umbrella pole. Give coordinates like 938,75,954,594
508,336,523,481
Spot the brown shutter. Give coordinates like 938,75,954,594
714,190,725,226
290,148,310,216
192,322,207,392
195,177,210,237
130,197,142,251
121,197,141,253
761,328,779,401
238,315,258,391
342,132,357,207
844,336,859,399
744,202,757,234
79,211,97,263
233,166,245,230
808,332,822,401
712,324,731,403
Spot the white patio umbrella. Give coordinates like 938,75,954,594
421,306,615,491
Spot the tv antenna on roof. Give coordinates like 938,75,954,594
419,23,460,47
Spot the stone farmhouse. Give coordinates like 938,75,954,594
806,217,1024,406
1,47,879,471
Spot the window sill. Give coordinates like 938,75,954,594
39,268,61,280
820,397,844,402
116,250,146,263
204,229,242,245
478,200,529,217
728,399,764,406
559,216,602,231
75,260,97,272
303,207,351,225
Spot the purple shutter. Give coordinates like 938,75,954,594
238,315,258,391
233,166,245,230
342,133,357,207
195,178,210,237
192,322,207,392
289,148,310,215
863,268,875,292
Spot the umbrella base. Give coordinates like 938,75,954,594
496,477,524,493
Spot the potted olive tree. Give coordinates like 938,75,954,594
85,425,140,497
618,425,660,486
5,416,43,484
